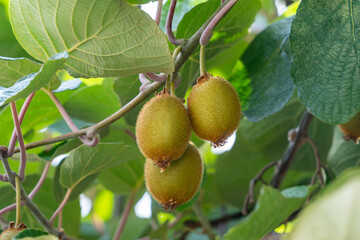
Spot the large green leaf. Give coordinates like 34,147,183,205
241,17,294,121
225,186,312,240
0,52,68,106
328,128,360,175
60,142,141,189
175,0,261,97
290,169,360,240
290,0,360,124
9,0,174,78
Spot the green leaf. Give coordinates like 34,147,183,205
0,2,29,58
64,80,120,123
225,185,313,240
13,229,48,238
0,57,40,88
241,17,294,121
290,169,360,240
328,128,360,175
9,0,174,78
99,158,144,194
60,142,141,189
0,52,68,106
176,0,261,97
290,0,360,124
53,79,82,93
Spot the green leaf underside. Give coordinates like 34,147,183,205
290,169,360,240
9,0,174,78
328,128,360,175
290,0,360,124
60,142,141,189
225,186,312,240
0,56,40,88
0,52,68,106
242,17,294,122
175,0,261,97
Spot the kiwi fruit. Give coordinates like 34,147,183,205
187,74,241,147
145,143,203,210
338,111,360,143
136,92,191,169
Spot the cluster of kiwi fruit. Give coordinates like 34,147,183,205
136,73,241,210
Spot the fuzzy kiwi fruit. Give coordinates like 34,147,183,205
136,92,191,169
145,143,203,210
187,74,241,147
338,111,360,142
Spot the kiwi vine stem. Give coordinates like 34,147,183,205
166,0,184,45
270,111,314,188
155,0,163,25
43,89,98,147
199,0,238,45
305,137,325,187
49,188,73,226
0,150,59,236
10,102,26,181
7,92,35,157
113,190,137,240
13,0,233,154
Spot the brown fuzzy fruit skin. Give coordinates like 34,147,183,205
338,111,360,141
187,74,241,146
0,229,23,240
136,93,191,167
145,143,203,210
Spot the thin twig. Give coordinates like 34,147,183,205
270,112,314,188
7,92,35,157
199,0,238,45
113,191,137,240
10,102,26,181
166,0,184,45
304,137,325,187
43,89,98,147
192,203,215,240
50,188,73,226
242,161,278,215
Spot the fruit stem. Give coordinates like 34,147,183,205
192,203,216,240
165,74,171,94
15,176,21,227
199,44,206,76
173,46,182,60
170,78,176,96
